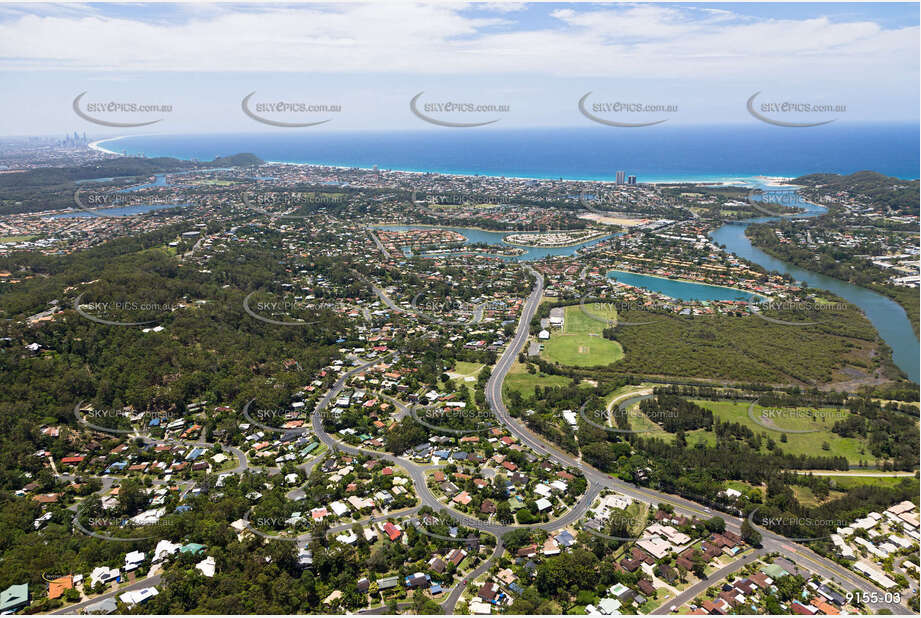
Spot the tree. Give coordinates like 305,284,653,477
496,501,513,524
413,592,442,614
741,518,762,547
704,516,725,533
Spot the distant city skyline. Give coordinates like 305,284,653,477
0,2,917,135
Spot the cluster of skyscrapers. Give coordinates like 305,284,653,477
615,171,637,186
60,131,89,148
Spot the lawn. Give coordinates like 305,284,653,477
449,361,484,387
615,396,715,446
725,480,762,499
504,361,573,398
813,474,919,491
542,304,624,367
693,400,872,465
638,589,666,614
791,485,846,507
0,234,38,243
569,302,618,333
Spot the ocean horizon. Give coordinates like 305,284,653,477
93,125,919,184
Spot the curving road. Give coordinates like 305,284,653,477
483,264,909,614
58,265,910,614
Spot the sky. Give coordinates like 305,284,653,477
0,2,917,136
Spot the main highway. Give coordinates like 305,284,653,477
484,265,909,614
61,265,910,615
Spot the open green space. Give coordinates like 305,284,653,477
791,485,846,507
613,399,716,447
693,400,873,464
542,304,624,367
504,361,574,398
449,361,484,387
812,474,920,491
0,234,38,243
568,302,618,333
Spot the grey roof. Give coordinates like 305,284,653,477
377,576,400,589
0,584,28,612
84,597,118,614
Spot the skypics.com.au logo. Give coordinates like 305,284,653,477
747,506,848,542
74,511,182,543
73,186,189,219
578,400,671,435
242,292,332,327
241,189,345,219
746,298,844,327
409,292,500,327
747,400,848,435
746,92,844,128
578,92,677,128
74,402,189,435
73,292,177,327
745,187,811,218
410,92,510,128
408,511,504,543
240,399,318,434
241,92,341,128
73,92,172,127
408,405,496,436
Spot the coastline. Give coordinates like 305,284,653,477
88,137,127,155
92,135,797,187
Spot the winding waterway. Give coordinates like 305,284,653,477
378,199,918,383
374,224,614,261
709,188,919,383
606,270,762,302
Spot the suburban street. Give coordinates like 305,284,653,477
649,549,768,614
58,266,910,615
49,573,163,616
483,265,910,614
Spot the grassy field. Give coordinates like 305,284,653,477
449,361,484,387
0,234,38,243
504,361,574,398
616,398,716,446
792,485,846,507
616,397,879,464
542,304,624,367
694,400,872,464
725,480,763,499
812,474,919,491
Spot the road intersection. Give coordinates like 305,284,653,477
62,266,909,614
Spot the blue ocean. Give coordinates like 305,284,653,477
99,125,918,182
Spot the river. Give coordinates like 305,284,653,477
374,224,616,261
710,188,919,383
379,204,918,383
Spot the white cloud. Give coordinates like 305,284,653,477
0,2,913,80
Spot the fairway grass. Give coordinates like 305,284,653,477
694,400,874,465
